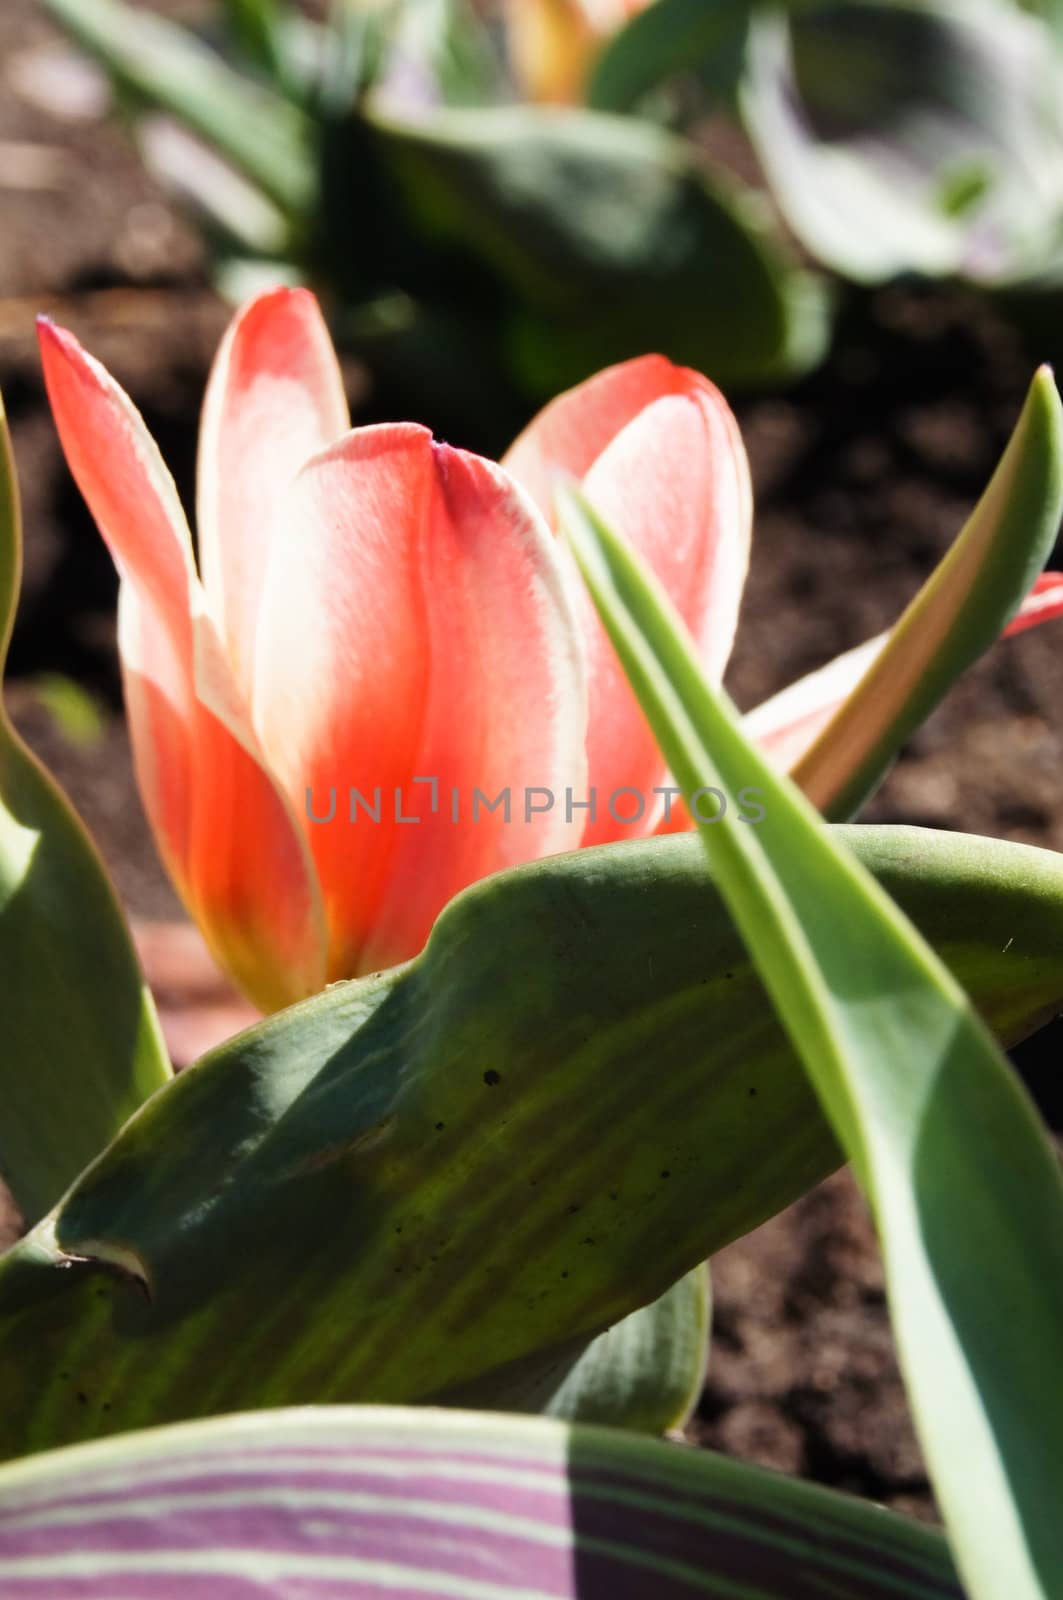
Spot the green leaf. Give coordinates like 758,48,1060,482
0,395,170,1225
442,1265,710,1433
221,0,287,85
361,103,830,390
1019,0,1063,44
562,486,1063,1600
0,819,1060,1458
0,1405,963,1598
537,1264,709,1429
589,0,751,112
740,0,1063,284
39,0,315,218
788,365,1063,818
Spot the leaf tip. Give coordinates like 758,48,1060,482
1028,362,1063,429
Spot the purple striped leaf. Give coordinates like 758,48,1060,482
0,1406,963,1598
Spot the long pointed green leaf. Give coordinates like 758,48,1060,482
0,396,170,1224
0,1406,963,1598
789,365,1063,818
39,0,315,217
0,821,1060,1458
562,486,1063,1600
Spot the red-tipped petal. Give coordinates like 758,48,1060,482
746,574,1063,771
41,320,326,1010
38,318,197,650
197,288,349,700
254,429,587,978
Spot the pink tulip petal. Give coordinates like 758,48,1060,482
254,429,587,977
504,355,750,843
117,582,197,899
998,569,1063,634
40,320,326,1011
575,388,751,843
252,424,434,978
742,634,885,773
745,572,1063,771
187,606,328,1009
363,445,587,972
197,288,349,700
503,354,700,523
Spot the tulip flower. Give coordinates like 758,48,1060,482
505,0,649,103
39,289,1063,1011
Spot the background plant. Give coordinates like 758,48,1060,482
35,0,1063,444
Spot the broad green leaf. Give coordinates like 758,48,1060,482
361,103,830,390
0,1405,963,1598
740,0,1063,284
0,822,1060,1458
39,0,315,218
563,487,1063,1600
589,0,751,112
786,365,1063,819
0,397,170,1225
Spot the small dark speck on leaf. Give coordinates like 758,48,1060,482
483,1069,501,1086
394,1225,403,1234
724,971,734,980
76,1392,88,1405
582,1236,595,1246
566,1203,581,1215
561,1270,569,1279
435,1121,445,1131
748,1086,758,1098
660,1170,671,1179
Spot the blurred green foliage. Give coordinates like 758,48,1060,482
39,0,1063,434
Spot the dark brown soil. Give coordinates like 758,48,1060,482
3,0,1062,1522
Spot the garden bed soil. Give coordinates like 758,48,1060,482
3,0,1063,1521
